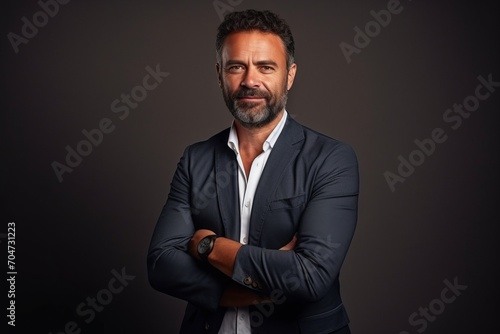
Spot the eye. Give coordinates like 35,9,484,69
260,66,275,73
226,65,244,73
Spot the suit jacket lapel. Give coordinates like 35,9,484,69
214,130,241,241
248,116,304,246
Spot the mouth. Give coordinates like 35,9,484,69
238,96,265,101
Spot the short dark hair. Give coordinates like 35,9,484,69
216,9,295,69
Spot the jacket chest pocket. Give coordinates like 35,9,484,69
259,194,306,248
269,194,306,211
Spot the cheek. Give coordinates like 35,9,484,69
223,78,241,93
269,78,288,96
223,73,242,85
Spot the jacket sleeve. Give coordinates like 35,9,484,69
147,146,228,312
232,143,359,302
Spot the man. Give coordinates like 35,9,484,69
148,9,358,334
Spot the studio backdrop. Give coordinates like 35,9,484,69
2,0,499,333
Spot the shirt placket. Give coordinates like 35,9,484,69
235,154,265,333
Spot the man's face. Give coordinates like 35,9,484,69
217,31,297,128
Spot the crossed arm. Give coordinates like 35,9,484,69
148,143,358,312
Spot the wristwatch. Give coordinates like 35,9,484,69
197,234,218,263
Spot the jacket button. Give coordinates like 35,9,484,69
252,281,258,288
243,277,252,285
205,322,210,330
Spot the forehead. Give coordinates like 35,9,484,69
221,31,286,63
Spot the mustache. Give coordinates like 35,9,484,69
233,88,269,99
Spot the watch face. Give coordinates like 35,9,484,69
198,237,211,254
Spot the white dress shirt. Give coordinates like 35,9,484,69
218,111,288,334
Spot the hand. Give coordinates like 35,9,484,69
279,233,297,251
188,229,216,260
220,283,270,307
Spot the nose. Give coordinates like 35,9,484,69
241,66,260,88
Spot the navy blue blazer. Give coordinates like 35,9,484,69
148,115,359,334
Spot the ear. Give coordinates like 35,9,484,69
286,63,297,91
215,63,222,87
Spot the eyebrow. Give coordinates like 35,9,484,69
255,60,279,67
225,60,279,67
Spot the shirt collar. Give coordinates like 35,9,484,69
227,110,288,155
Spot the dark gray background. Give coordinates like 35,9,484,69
2,0,499,333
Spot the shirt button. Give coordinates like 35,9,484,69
244,201,250,208
242,237,247,244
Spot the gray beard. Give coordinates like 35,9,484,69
223,85,288,129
